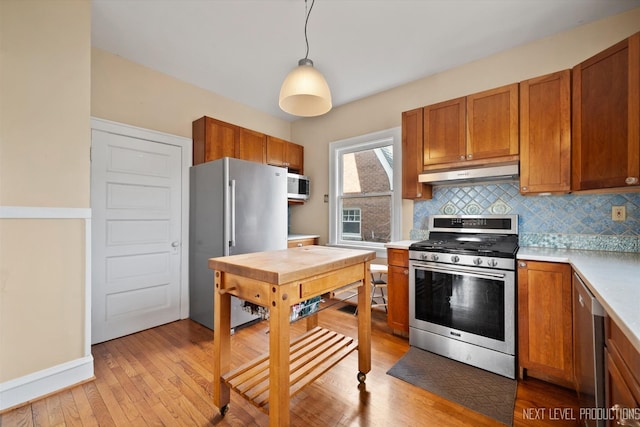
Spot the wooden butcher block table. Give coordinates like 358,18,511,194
208,245,376,427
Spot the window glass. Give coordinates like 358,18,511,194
341,208,361,240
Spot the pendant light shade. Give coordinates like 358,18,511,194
279,58,332,117
279,0,332,117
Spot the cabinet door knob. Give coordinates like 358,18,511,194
625,177,639,185
403,269,409,275
521,186,528,192
518,262,527,268
467,154,473,159
297,243,303,247
459,155,465,161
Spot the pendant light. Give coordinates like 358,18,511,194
279,0,332,117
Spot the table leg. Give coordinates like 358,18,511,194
269,286,291,426
213,270,231,413
306,312,318,330
357,262,372,376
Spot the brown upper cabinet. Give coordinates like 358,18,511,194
423,83,519,170
423,97,467,166
467,83,520,161
572,31,640,191
519,70,572,195
401,108,432,199
266,136,304,174
193,116,239,165
192,116,304,174
238,127,266,164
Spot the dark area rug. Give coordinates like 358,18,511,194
386,346,517,426
337,304,357,314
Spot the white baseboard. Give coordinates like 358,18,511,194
0,355,94,411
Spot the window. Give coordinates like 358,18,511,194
329,128,401,257
342,208,362,240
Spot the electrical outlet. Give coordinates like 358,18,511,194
612,206,626,222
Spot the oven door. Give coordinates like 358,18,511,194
409,260,515,355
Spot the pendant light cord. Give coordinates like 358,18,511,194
303,0,315,60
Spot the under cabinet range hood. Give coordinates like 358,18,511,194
418,162,519,185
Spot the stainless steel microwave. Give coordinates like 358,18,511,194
287,173,310,200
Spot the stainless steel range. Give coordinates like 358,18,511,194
409,214,518,379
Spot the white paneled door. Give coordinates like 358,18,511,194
91,128,183,344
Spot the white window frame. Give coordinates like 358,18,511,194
328,127,402,258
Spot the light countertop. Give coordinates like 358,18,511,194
517,247,640,354
385,240,418,250
288,234,320,240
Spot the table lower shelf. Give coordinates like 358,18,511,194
221,326,358,412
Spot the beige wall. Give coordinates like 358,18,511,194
0,0,91,384
0,1,90,208
91,48,292,141
0,220,86,379
289,7,640,243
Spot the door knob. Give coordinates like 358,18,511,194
171,241,180,247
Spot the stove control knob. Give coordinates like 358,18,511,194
421,253,429,261
451,255,460,263
473,257,483,265
431,254,439,261
488,259,498,267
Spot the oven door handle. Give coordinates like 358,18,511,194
412,263,507,280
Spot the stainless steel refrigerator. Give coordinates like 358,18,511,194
189,157,288,330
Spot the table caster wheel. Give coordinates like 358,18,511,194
357,371,366,384
220,404,229,416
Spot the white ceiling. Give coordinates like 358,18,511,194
91,0,640,122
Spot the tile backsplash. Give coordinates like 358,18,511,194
411,181,640,252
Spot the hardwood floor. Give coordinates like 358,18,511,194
1,302,581,426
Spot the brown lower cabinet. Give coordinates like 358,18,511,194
518,258,640,425
606,318,640,426
386,248,409,336
287,236,318,248
517,260,575,388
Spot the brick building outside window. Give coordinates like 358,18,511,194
341,147,392,243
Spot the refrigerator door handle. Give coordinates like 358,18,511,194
230,179,236,247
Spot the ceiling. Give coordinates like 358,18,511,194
91,0,640,122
